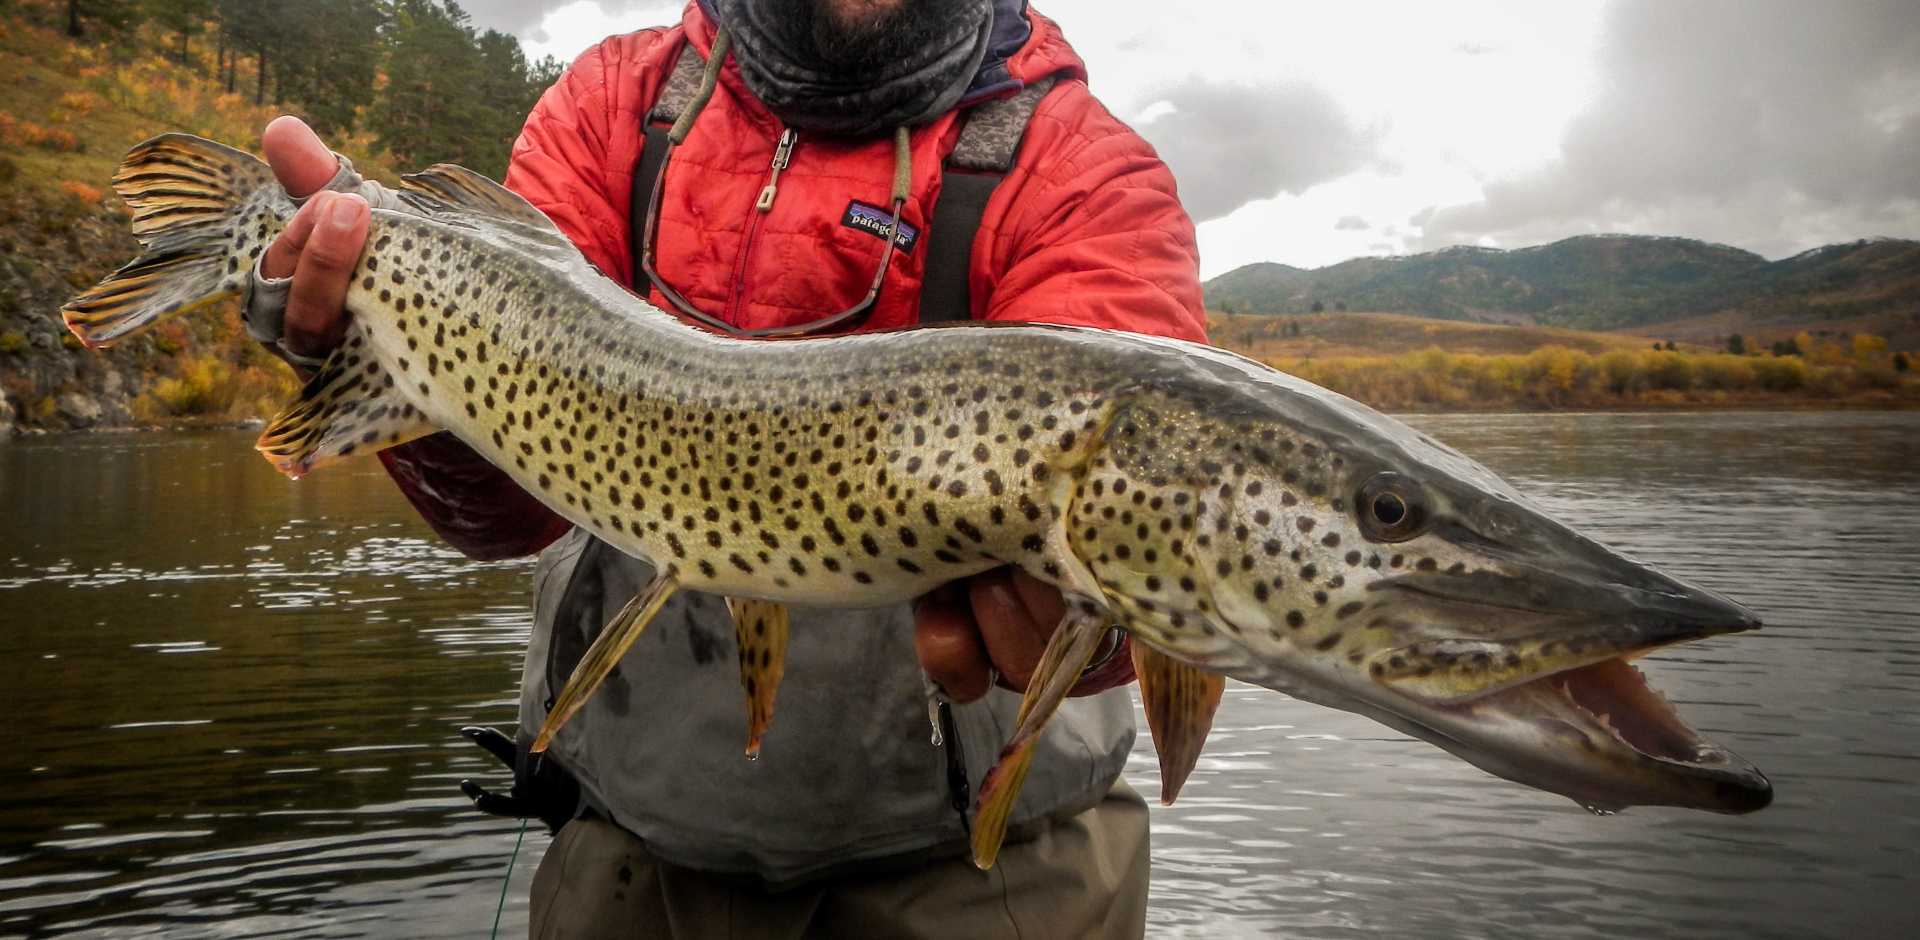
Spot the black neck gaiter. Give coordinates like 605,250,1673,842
714,0,994,137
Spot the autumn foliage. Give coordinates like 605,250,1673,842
1251,337,1916,411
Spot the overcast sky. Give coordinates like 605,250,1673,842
460,1,1920,278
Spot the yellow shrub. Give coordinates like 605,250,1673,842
1751,356,1808,391
1695,355,1756,390
57,91,99,117
0,331,27,355
150,356,239,415
1642,350,1693,391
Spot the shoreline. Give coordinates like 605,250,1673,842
5,401,1917,439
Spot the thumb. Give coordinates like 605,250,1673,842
261,116,337,198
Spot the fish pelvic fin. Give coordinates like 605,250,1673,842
970,607,1110,870
255,334,437,480
63,134,283,348
1132,643,1224,805
726,597,791,759
534,574,680,753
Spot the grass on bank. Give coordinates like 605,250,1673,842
1258,339,1917,411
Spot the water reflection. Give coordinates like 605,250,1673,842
0,432,543,938
1,413,1917,938
1137,412,1920,939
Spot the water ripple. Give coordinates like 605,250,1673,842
1,416,1917,937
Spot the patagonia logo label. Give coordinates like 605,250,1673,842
841,200,919,252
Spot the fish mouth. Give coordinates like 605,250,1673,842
1406,650,1772,815
1354,543,1772,814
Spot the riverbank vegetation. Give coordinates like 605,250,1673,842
1211,313,1920,411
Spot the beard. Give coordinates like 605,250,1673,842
764,0,976,74
717,0,994,135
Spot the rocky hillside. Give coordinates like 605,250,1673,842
1204,234,1920,336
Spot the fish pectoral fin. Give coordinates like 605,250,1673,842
1037,400,1138,601
398,164,566,238
255,337,437,480
970,607,1111,870
1133,643,1225,805
726,597,791,759
533,574,680,753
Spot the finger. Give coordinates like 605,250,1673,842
284,193,368,358
968,568,1051,692
1009,569,1068,629
913,585,992,703
260,190,333,281
459,780,531,818
459,726,519,768
261,115,338,198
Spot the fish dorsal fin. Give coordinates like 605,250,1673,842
397,164,564,237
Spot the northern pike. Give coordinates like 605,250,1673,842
67,135,1773,868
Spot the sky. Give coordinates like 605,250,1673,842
459,1,1920,279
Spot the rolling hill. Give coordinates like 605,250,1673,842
1204,234,1920,342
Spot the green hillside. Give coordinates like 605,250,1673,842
1205,234,1920,334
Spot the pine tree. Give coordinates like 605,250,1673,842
66,0,137,38
145,0,214,65
374,0,489,166
274,0,384,135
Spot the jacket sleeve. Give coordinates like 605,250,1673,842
376,34,663,560
973,80,1209,344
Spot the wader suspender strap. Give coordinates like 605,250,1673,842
920,77,1054,323
552,44,1051,700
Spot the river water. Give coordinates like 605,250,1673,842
0,412,1915,938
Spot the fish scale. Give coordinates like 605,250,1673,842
68,134,1776,874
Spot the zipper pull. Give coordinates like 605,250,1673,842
755,128,797,213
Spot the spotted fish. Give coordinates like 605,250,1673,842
67,135,1773,869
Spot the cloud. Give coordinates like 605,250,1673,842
1334,214,1368,231
1135,80,1375,223
1415,0,1920,257
460,0,674,49
457,0,575,37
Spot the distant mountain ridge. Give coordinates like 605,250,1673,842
1203,234,1920,332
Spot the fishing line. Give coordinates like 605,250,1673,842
490,817,529,940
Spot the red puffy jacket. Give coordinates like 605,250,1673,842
379,2,1206,561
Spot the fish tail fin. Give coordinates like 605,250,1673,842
63,134,282,348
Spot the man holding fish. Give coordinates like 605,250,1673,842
249,0,1204,935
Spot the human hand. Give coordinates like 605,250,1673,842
258,116,369,361
456,726,581,834
913,567,1132,703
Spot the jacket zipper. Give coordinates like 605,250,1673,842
727,127,796,321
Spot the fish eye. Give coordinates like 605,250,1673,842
1372,492,1407,526
1356,472,1426,542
